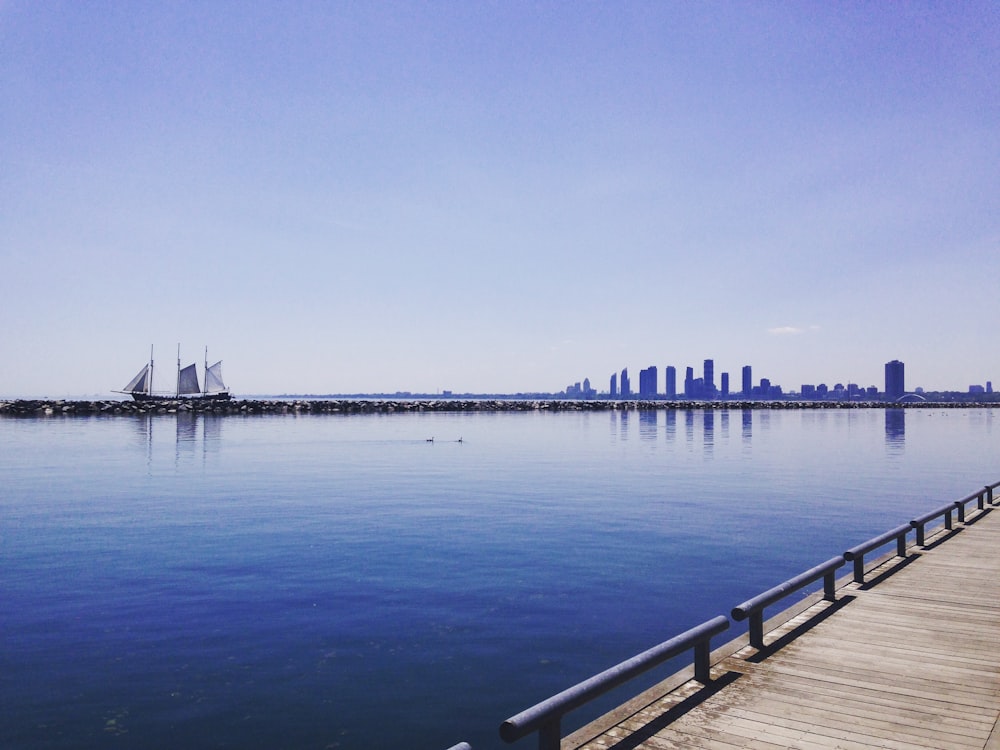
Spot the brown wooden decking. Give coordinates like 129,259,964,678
565,508,1000,750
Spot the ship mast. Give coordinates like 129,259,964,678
176,344,181,399
149,345,154,396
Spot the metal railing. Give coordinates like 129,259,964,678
988,480,1000,504
910,483,1000,545
731,556,845,649
441,479,1000,750
910,501,958,546
843,523,910,583
499,615,729,750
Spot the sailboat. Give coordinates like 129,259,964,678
119,345,231,402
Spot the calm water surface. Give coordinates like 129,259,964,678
1,407,997,749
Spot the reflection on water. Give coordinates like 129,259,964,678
176,411,199,444
703,410,714,456
128,412,224,469
599,407,907,456
119,406,921,468
598,407,790,455
639,410,657,440
885,409,905,452
3,407,999,750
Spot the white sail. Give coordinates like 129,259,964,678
205,360,227,394
177,363,201,395
123,363,150,394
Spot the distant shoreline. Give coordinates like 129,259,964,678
1,398,997,416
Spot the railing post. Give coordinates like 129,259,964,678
694,640,711,684
977,490,985,511
852,556,865,584
896,533,907,558
538,719,560,750
915,523,925,546
955,501,965,524
823,570,836,601
988,485,994,504
945,508,952,530
749,613,764,650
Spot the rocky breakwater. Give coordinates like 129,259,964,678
0,398,626,416
0,398,979,417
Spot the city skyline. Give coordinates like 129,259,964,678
566,357,995,400
3,4,999,398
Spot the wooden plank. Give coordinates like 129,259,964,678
736,669,992,729
567,502,1000,750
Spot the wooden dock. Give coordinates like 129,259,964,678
563,507,1000,750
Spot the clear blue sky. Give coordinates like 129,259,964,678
2,1,998,397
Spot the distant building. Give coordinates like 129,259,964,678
685,366,695,397
742,365,752,396
885,360,905,400
801,384,816,397
639,366,658,398
720,372,729,397
665,366,677,398
565,379,596,398
690,377,705,397
970,385,986,394
610,372,617,398
620,368,631,398
988,381,994,394
704,359,715,397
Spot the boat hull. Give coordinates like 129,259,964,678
131,392,232,403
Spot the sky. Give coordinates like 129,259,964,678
2,1,998,397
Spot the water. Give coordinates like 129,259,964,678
1,407,997,749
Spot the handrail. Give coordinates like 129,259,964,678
731,556,844,649
987,480,1000,504
843,523,910,583
910,501,956,546
953,488,987,522
487,480,1000,749
499,615,729,749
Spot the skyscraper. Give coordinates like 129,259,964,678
620,368,631,398
665,366,677,398
639,366,658,397
742,365,752,396
885,360,905,400
721,372,729,397
704,359,714,395
610,372,617,398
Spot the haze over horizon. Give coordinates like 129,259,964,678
3,2,998,399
